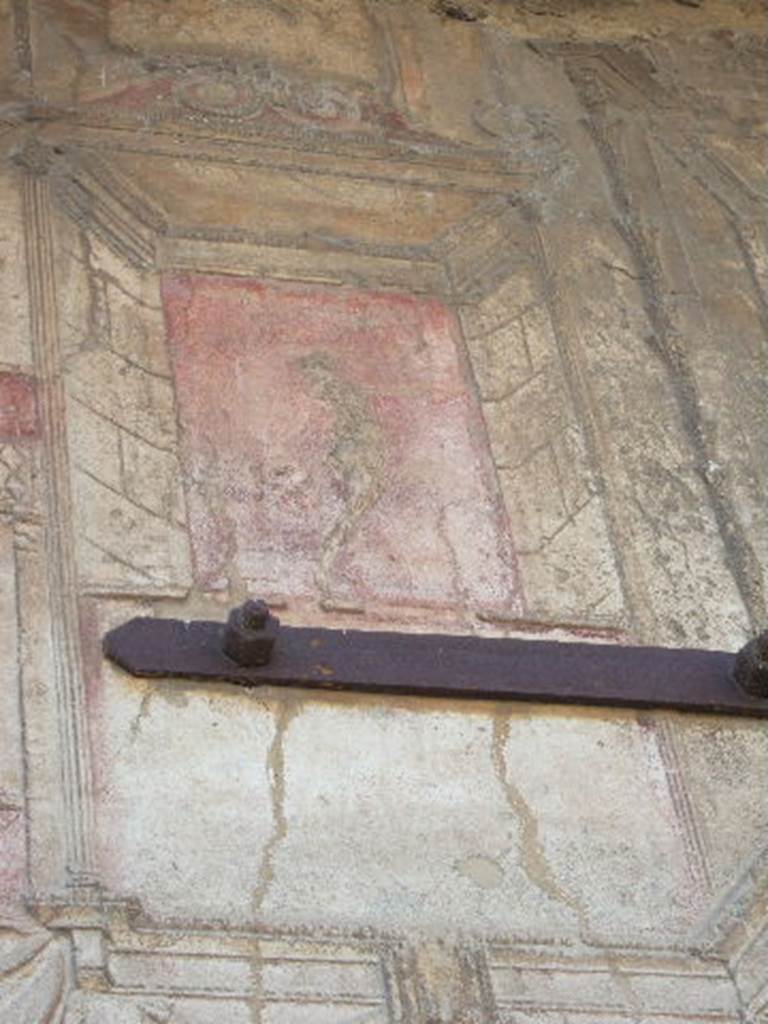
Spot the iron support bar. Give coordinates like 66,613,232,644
103,605,768,718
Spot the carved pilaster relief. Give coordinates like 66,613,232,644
21,163,96,890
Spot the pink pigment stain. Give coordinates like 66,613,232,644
0,373,39,441
162,275,521,617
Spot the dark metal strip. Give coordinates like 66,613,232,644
103,616,768,718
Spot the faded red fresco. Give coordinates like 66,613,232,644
163,276,521,618
0,373,39,441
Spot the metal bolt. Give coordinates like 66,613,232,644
241,599,269,631
733,631,768,698
223,599,280,667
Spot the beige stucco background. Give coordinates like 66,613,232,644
0,2,766,1021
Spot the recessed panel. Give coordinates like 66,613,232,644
163,274,521,619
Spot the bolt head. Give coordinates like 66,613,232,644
223,599,280,667
733,631,768,698
241,599,269,631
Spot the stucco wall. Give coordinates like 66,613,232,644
0,2,766,1020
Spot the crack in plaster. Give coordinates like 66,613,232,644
491,715,588,934
250,698,301,1023
253,700,302,912
129,689,153,741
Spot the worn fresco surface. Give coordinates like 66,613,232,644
0,1,766,1020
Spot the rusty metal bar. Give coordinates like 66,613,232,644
103,603,768,718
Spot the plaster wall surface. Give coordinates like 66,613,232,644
0,2,766,1021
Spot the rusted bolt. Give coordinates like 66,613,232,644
223,599,280,667
733,631,768,698
241,599,268,631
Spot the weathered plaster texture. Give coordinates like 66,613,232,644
0,0,766,1021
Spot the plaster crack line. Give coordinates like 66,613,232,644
253,699,301,915
129,690,153,741
250,698,301,1024
491,716,588,938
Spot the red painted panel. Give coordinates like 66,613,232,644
163,276,521,619
0,373,39,441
